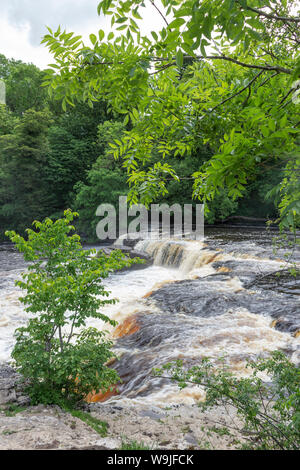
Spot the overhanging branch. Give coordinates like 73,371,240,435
240,4,300,24
86,55,293,76
207,69,265,113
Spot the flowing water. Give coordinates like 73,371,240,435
0,228,299,406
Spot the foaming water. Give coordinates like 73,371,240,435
135,239,220,273
0,247,31,362
0,229,299,406
0,270,30,363
108,307,299,406
85,265,184,333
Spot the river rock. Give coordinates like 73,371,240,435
0,387,16,405
0,366,29,406
97,245,153,270
139,408,165,420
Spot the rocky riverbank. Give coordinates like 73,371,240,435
0,366,243,450
0,403,245,450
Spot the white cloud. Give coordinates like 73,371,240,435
0,0,102,44
0,0,105,68
0,0,167,69
0,17,51,69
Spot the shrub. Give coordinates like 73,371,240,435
154,351,300,450
6,209,135,405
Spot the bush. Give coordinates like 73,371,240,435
154,351,300,450
6,209,135,405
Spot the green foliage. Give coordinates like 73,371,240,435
120,439,151,450
0,105,19,136
74,120,129,240
0,109,53,238
4,404,28,417
74,168,128,241
0,56,116,239
154,351,300,450
202,190,239,224
0,55,48,115
42,0,300,229
5,209,135,405
37,101,112,222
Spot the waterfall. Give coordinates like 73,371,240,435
135,239,223,273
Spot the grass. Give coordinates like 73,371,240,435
120,439,152,450
2,429,17,435
3,401,108,438
4,404,28,417
67,408,108,437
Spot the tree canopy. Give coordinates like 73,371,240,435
42,0,300,230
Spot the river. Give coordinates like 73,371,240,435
0,227,299,406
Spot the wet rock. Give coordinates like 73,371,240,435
118,237,143,249
246,269,300,296
212,259,276,285
147,275,300,332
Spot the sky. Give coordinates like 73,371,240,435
0,0,165,70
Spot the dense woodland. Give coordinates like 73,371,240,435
0,45,287,241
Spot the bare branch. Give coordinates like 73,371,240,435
88,55,293,75
240,3,300,23
149,0,169,26
207,70,265,113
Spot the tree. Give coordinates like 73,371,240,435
0,55,48,116
5,210,136,404
74,120,129,240
0,109,53,237
0,53,130,239
0,104,19,136
44,102,110,215
42,0,300,230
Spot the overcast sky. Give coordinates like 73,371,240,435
0,0,165,69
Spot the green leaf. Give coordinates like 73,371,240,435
168,18,185,29
89,34,97,45
98,30,105,41
268,119,276,132
116,16,127,24
176,49,184,68
248,29,262,42
132,9,142,20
